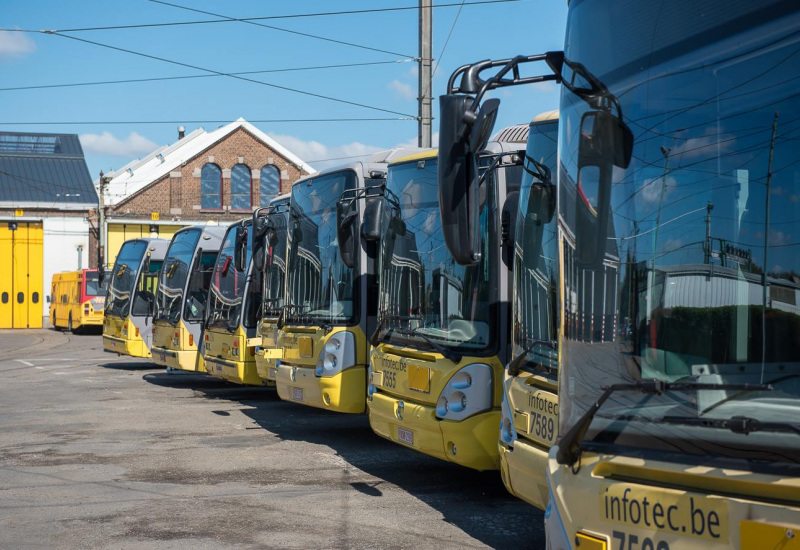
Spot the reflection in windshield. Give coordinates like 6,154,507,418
207,224,261,331
378,157,495,352
106,241,147,317
286,170,357,325
559,0,800,462
513,120,560,371
155,229,201,324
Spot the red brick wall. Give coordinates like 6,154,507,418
109,126,305,223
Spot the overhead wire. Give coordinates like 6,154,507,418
0,59,416,93
1,1,522,33
49,32,417,118
0,118,412,125
149,0,414,59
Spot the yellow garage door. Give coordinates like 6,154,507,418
106,223,187,269
0,221,43,329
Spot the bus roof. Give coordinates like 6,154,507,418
388,148,438,166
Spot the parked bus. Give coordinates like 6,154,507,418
367,130,528,471
203,216,268,385
276,151,414,413
103,238,169,358
254,194,290,383
151,225,227,373
50,269,108,333
438,2,800,547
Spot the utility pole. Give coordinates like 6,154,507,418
418,0,433,148
98,171,109,274
704,201,714,264
761,111,779,375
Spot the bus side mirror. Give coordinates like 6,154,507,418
221,255,232,277
336,198,359,269
438,94,500,266
361,195,384,243
234,227,248,272
252,216,269,272
575,110,631,265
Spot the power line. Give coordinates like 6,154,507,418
50,32,417,119
0,118,412,125
4,1,521,33
150,0,413,59
0,59,416,93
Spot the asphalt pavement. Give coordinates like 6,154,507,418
0,328,545,549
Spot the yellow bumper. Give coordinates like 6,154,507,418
275,364,366,413
79,315,104,327
498,440,550,510
151,346,205,373
103,334,150,358
368,391,500,471
204,356,269,386
255,347,282,382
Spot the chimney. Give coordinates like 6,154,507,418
178,125,186,140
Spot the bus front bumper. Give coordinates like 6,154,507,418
204,355,268,386
368,391,500,471
103,334,149,358
255,347,282,382
151,346,205,373
499,439,550,510
275,364,366,414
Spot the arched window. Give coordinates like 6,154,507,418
201,163,222,210
231,164,252,211
260,164,281,206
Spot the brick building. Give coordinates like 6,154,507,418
98,118,314,268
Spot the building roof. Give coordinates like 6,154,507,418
0,132,97,209
100,118,316,206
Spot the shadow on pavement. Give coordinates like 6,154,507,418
99,360,161,371
141,371,543,548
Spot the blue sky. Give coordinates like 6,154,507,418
0,0,567,177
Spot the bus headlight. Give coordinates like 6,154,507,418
435,364,493,421
367,363,376,399
499,390,518,446
315,331,356,377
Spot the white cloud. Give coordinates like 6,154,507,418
388,79,416,101
80,131,159,157
0,30,36,57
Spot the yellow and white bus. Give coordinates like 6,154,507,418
151,225,227,373
103,238,169,358
202,217,267,385
367,133,528,471
276,152,413,413
254,194,290,383
50,269,108,332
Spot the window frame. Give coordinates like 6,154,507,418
259,164,281,206
230,163,253,212
200,163,223,211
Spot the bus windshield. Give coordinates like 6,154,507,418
106,241,147,317
207,224,260,332
155,228,201,324
377,157,495,353
285,170,357,325
559,0,800,463
84,271,106,298
513,121,560,372
262,207,289,319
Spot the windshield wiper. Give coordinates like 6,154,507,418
388,325,462,363
659,415,800,436
557,380,773,466
371,313,425,347
507,338,557,376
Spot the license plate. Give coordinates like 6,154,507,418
268,367,277,379
291,387,304,401
398,427,414,446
